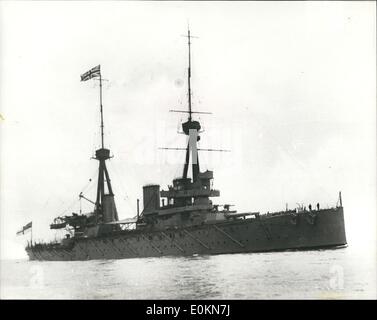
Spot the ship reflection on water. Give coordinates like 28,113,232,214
1,246,375,299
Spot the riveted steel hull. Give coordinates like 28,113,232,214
26,207,347,261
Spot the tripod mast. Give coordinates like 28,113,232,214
80,65,118,223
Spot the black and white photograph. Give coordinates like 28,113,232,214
0,0,376,303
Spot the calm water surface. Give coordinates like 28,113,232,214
1,246,376,299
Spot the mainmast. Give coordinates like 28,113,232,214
99,72,104,149
80,65,118,223
187,29,192,122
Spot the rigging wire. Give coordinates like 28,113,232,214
107,161,137,216
56,169,98,217
59,198,80,217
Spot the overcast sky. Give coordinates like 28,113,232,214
0,1,376,260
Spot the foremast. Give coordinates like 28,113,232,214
168,28,203,183
157,29,222,211
182,28,202,183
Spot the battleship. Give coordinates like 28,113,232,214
24,29,347,261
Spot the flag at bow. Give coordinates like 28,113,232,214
16,221,32,236
80,65,101,81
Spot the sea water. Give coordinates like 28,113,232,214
1,246,376,299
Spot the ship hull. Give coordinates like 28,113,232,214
26,207,347,261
